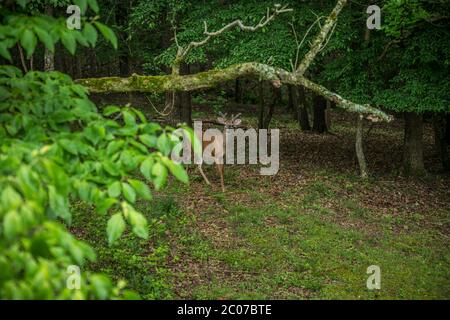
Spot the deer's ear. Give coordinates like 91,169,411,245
217,117,225,124
233,119,242,126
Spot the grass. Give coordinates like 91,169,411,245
71,108,449,300
72,170,449,299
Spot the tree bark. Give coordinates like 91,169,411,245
446,114,450,145
258,82,265,129
258,82,277,129
403,112,426,176
175,63,192,127
116,0,130,77
43,6,54,71
433,114,450,171
356,115,368,178
77,62,392,122
287,85,295,112
325,100,332,131
234,79,243,103
312,94,328,133
297,86,311,130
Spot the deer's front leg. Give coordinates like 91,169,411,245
198,164,211,185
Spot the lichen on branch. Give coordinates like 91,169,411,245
77,0,392,122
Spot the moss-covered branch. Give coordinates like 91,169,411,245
296,0,348,75
77,62,392,122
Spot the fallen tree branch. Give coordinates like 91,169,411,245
77,62,392,122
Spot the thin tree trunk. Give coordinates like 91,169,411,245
403,112,426,176
356,115,368,178
312,94,328,133
258,82,265,129
235,79,243,103
354,25,371,177
17,44,28,73
264,87,277,128
117,0,130,76
44,5,55,71
174,63,192,127
433,114,450,171
258,82,277,129
287,85,295,112
325,100,332,131
297,86,310,130
446,114,450,145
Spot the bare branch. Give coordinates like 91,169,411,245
175,4,293,67
296,0,348,75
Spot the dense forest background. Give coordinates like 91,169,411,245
0,0,449,300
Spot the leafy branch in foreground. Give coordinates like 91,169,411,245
0,66,193,299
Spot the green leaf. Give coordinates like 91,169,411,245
1,186,22,210
88,0,100,13
127,210,148,239
74,0,88,14
16,0,29,8
83,23,98,47
34,27,54,53
140,158,154,181
128,179,152,201
121,182,136,203
20,29,37,58
0,42,12,61
162,157,189,184
139,134,157,148
3,210,22,240
48,186,71,223
103,106,121,116
151,162,168,190
59,139,78,155
107,213,125,245
96,197,117,215
122,110,136,127
157,133,171,156
103,161,120,176
61,31,76,55
91,275,112,300
107,181,121,198
94,22,118,49
106,140,124,156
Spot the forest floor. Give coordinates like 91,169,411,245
73,95,450,299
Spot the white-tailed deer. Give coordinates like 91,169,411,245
196,112,241,192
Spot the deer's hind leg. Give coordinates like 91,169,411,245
198,164,211,185
216,163,225,192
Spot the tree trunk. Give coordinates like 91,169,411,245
403,112,426,176
356,115,368,178
43,6,55,71
258,82,277,129
116,0,130,77
287,85,295,112
234,79,243,103
175,64,192,127
312,94,328,133
446,114,450,145
297,86,311,130
258,82,265,129
433,114,450,171
325,100,332,131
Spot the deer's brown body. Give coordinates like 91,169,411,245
196,113,241,192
